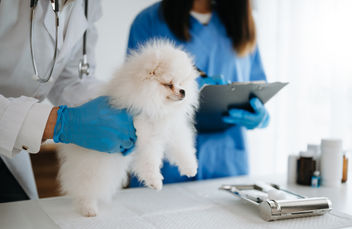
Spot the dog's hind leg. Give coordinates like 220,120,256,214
75,198,98,217
58,144,128,217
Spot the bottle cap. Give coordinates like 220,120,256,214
313,171,320,176
321,139,342,150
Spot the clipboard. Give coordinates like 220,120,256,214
196,81,288,132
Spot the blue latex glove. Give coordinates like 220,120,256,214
197,75,226,88
53,96,136,155
222,97,270,130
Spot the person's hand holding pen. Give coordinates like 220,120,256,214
197,74,226,88
196,67,227,88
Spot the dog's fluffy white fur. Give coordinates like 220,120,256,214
57,40,199,217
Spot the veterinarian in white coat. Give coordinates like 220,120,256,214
0,0,136,202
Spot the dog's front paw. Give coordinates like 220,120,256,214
142,172,164,191
133,159,164,191
179,161,198,178
76,199,98,217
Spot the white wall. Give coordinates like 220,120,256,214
95,0,158,82
249,0,352,177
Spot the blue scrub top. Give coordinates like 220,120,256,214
127,2,267,186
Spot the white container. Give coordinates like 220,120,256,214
320,139,343,187
287,154,298,184
307,144,321,171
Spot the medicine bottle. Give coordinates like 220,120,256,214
342,152,348,183
311,171,321,188
287,154,298,184
321,139,343,187
297,150,316,185
307,144,321,171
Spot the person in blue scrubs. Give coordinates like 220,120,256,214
127,0,270,186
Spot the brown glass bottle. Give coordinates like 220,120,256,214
297,151,316,185
342,154,348,183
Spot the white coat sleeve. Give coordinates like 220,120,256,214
47,0,104,106
0,95,52,157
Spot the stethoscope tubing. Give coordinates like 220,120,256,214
79,0,90,79
30,4,59,83
29,0,89,83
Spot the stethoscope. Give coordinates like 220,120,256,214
30,0,89,83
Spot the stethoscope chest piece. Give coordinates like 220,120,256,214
79,54,90,79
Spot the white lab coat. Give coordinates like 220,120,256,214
0,0,103,199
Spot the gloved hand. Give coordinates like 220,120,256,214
222,97,270,130
53,96,136,155
197,75,226,88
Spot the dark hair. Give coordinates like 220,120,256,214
161,0,256,56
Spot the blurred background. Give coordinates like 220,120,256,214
94,0,352,176
32,0,352,197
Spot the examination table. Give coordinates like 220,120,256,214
1,175,352,229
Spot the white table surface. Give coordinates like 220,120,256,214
1,175,352,229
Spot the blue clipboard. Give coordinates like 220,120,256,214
196,81,288,132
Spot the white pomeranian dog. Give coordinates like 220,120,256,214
57,40,199,217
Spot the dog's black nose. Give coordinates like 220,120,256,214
179,89,185,97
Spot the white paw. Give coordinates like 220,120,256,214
76,199,98,217
132,159,164,191
139,171,164,191
145,176,163,190
179,161,198,178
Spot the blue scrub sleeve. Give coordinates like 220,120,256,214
249,47,267,82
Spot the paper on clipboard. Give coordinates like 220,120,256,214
196,81,288,132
